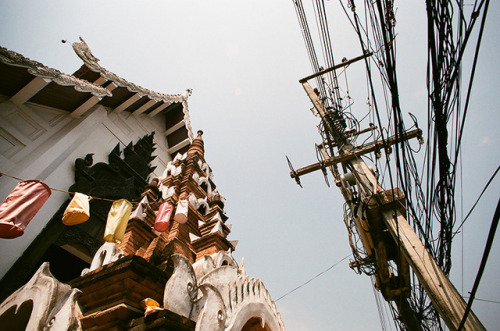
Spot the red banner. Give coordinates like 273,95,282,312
0,180,51,239
154,202,173,232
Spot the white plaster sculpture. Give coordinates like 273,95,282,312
197,160,212,179
130,195,149,221
189,195,210,215
45,288,83,331
0,263,83,330
81,241,124,276
196,283,226,331
174,152,187,162
192,172,200,183
162,162,183,179
160,185,176,200
163,252,285,331
163,254,199,319
192,250,238,281
191,172,213,196
198,177,212,196
210,189,226,203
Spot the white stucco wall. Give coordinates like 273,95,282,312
0,97,173,278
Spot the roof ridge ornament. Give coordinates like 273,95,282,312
72,37,194,140
72,37,100,66
71,37,192,103
0,46,111,98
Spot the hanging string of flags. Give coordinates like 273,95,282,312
0,172,187,242
0,172,121,203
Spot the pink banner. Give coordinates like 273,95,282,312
154,202,173,232
0,180,52,239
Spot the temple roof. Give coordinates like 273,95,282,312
0,38,194,156
0,46,111,101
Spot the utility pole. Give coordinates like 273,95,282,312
292,56,486,331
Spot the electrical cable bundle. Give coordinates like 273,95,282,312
292,0,492,329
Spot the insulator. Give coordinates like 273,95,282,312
341,172,356,185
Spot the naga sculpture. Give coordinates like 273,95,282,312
164,252,285,331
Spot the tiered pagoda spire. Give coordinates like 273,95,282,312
117,130,235,266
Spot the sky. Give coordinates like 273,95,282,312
1,1,500,330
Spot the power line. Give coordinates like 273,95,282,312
275,254,350,302
453,164,500,238
458,196,500,330
464,296,500,305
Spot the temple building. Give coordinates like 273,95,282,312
0,39,285,330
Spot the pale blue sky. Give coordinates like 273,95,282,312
1,1,499,330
